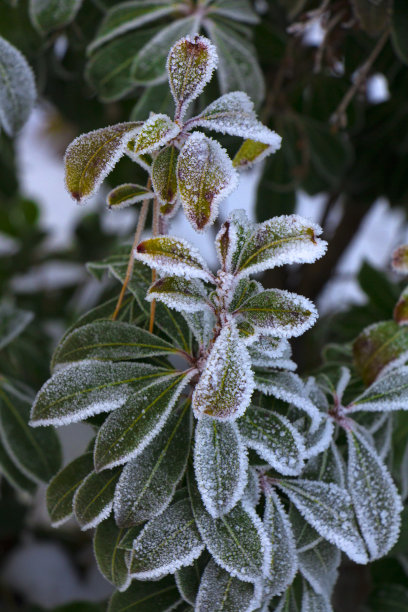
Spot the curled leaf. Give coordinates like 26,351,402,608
233,139,274,170
147,276,209,313
107,183,154,210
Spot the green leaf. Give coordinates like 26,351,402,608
136,235,212,281
0,35,36,136
113,400,192,526
350,366,408,413
188,467,269,582
88,1,178,54
31,361,166,427
196,559,260,611
151,145,179,214
177,132,237,231
107,183,154,210
85,27,159,102
192,321,254,420
392,0,408,64
235,214,327,277
64,122,142,203
147,276,209,313
276,584,300,611
131,16,200,84
73,467,121,530
301,579,332,612
236,289,318,338
167,34,217,120
263,490,297,599
239,406,305,475
347,427,403,560
127,113,180,157
46,452,94,526
29,0,82,34
298,538,340,598
52,320,177,368
353,320,408,385
129,498,204,579
0,381,61,483
351,0,391,36
233,138,274,170
154,302,193,353
0,440,37,494
215,210,252,273
94,371,193,470
194,416,248,518
276,479,368,564
94,515,130,591
175,552,209,606
207,0,259,25
108,576,180,612
205,19,264,106
0,302,33,350
228,278,261,313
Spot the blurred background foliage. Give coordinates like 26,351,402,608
1,0,408,610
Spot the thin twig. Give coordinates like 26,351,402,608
112,178,152,321
331,28,390,128
149,197,160,333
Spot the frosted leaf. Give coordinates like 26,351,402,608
151,145,179,214
228,278,262,313
167,34,218,120
235,215,327,278
29,0,82,34
73,467,121,530
182,309,216,349
276,479,368,564
250,339,296,371
0,303,33,351
392,244,408,274
113,400,191,526
393,285,408,325
0,440,36,495
372,414,393,460
52,320,177,367
298,539,340,597
236,289,318,339
94,515,130,591
94,370,194,470
128,113,180,157
135,235,213,282
254,371,321,432
263,490,297,598
88,1,175,53
302,443,345,488
275,585,299,612
146,276,210,313
192,321,254,421
46,452,93,527
239,406,305,476
196,559,262,612
175,552,208,606
129,498,204,579
190,92,281,151
131,16,200,84
289,506,322,554
108,575,181,612
194,416,248,517
335,367,351,403
215,209,253,272
0,36,36,136
189,467,270,582
64,122,142,203
207,0,260,24
243,466,261,507
177,132,238,232
301,580,333,612
233,139,276,170
347,427,403,560
30,361,165,427
349,366,408,413
237,320,257,343
106,183,154,210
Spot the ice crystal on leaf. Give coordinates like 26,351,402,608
146,276,210,313
94,515,131,592
194,416,248,517
106,183,154,210
128,113,180,156
349,365,408,413
167,34,218,121
73,467,121,530
151,145,179,213
192,321,254,421
298,538,340,598
215,209,253,272
301,580,333,612
177,132,238,232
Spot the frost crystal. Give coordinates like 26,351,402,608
239,406,305,476
106,183,154,210
167,34,218,120
196,560,262,612
347,427,403,560
146,276,209,313
276,479,368,564
129,113,180,156
129,498,204,579
190,91,281,151
298,538,340,597
177,132,238,232
192,321,254,420
350,366,408,413
194,416,248,517
215,209,253,272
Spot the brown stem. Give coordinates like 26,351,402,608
112,177,152,321
149,197,160,333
